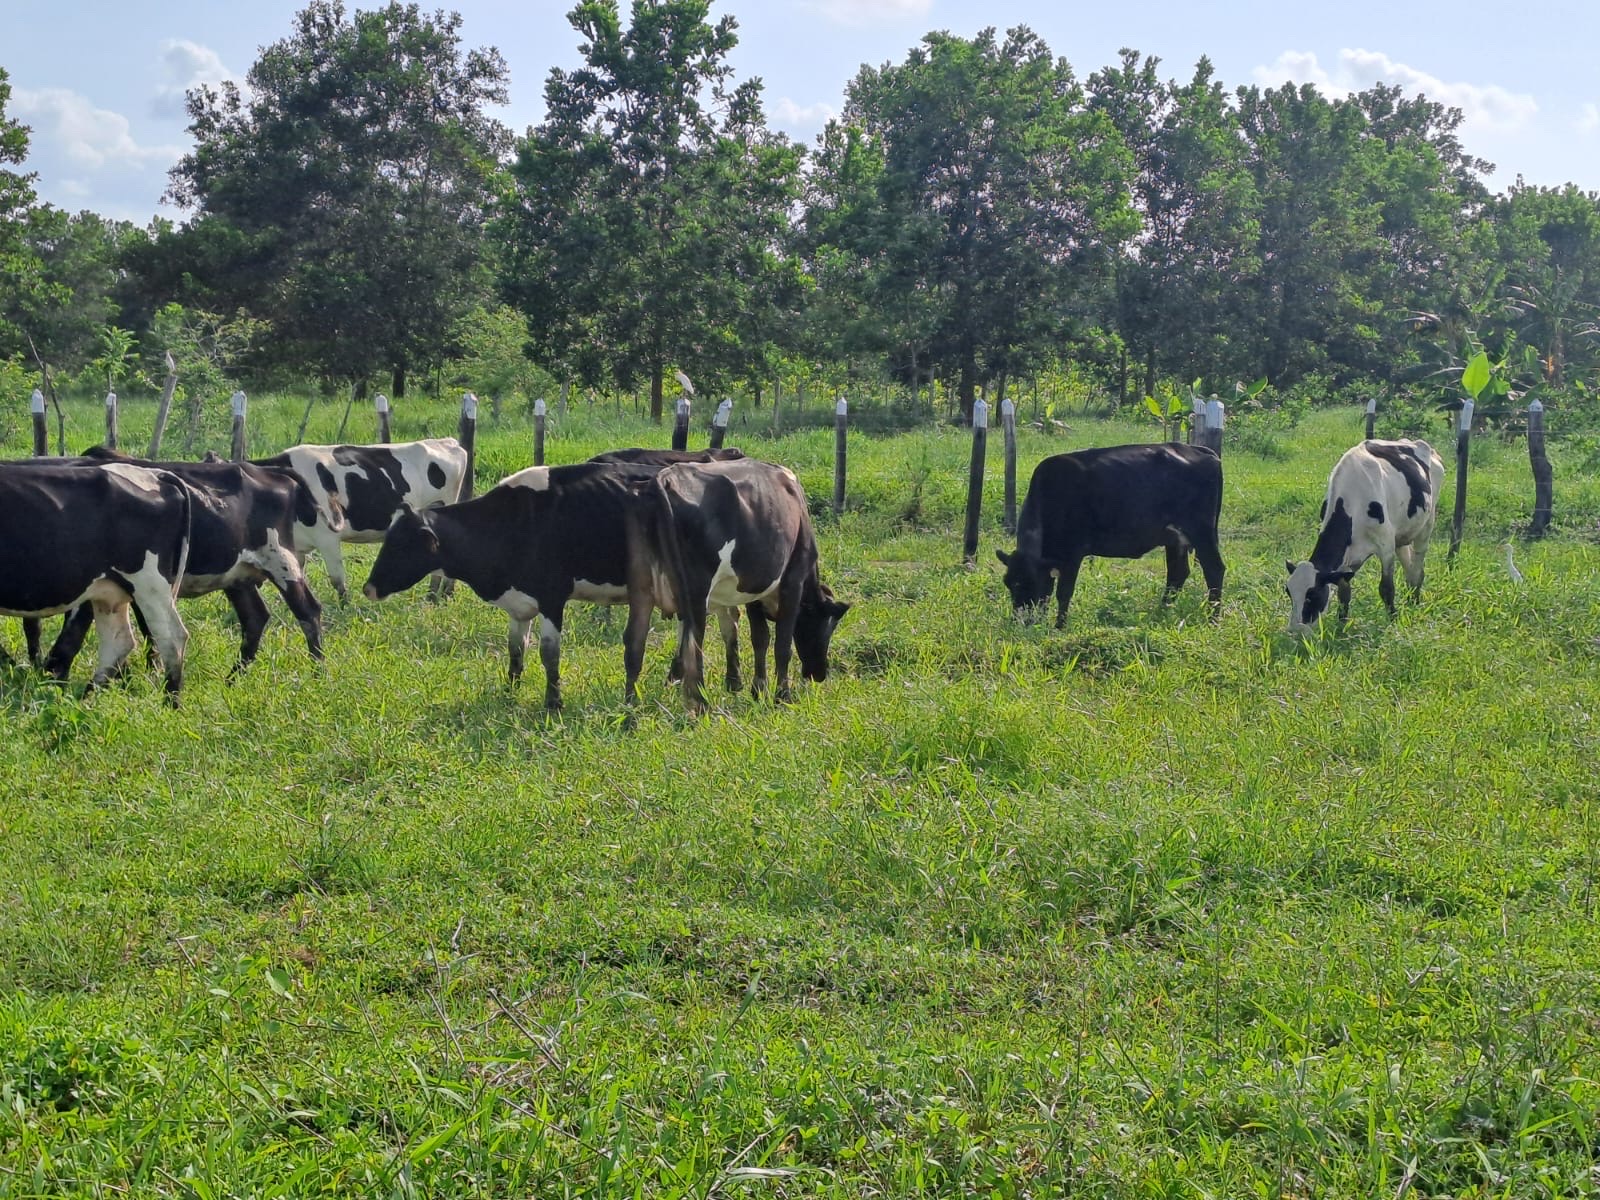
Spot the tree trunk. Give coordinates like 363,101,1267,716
1143,344,1156,404
1117,344,1129,411
650,364,664,424
392,363,407,400
957,356,977,424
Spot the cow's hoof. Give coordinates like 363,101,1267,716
724,674,742,694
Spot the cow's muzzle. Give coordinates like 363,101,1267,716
362,583,379,601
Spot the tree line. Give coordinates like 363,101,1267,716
3,0,1598,427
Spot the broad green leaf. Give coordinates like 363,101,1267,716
1143,395,1162,418
1461,351,1490,399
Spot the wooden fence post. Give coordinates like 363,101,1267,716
832,397,847,517
962,397,989,564
104,390,118,450
1448,398,1473,558
229,390,248,461
30,389,47,456
376,393,391,443
672,396,690,451
1204,399,1225,455
710,399,732,449
148,351,177,458
1188,397,1204,445
1527,396,1552,538
458,392,478,500
533,397,547,466
1001,396,1017,534
1364,396,1377,440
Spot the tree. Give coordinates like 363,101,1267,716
0,66,44,357
503,0,804,422
166,1,510,395
803,26,1138,421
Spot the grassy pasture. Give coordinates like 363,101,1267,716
3,394,1600,1197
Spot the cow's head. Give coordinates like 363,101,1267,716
363,508,440,601
1284,560,1354,635
794,580,851,682
995,547,1054,623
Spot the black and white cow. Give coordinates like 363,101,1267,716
589,447,746,466
33,450,330,677
1285,439,1444,634
0,461,191,697
362,463,681,711
651,458,849,709
996,443,1226,626
254,438,468,601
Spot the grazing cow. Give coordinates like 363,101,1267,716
253,438,468,600
996,443,1226,626
589,447,746,466
1285,439,1444,634
0,461,191,697
32,450,331,677
362,463,682,711
651,459,850,709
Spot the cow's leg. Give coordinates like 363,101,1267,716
716,605,741,693
133,603,159,669
623,593,659,709
42,606,94,681
746,604,771,698
256,536,324,660
322,540,350,605
538,612,564,711
1399,542,1428,597
224,585,271,677
1190,531,1227,619
1378,550,1398,616
124,577,188,701
89,601,138,691
507,616,531,685
772,577,806,703
1336,580,1354,622
1162,537,1191,602
23,618,43,668
1052,558,1083,629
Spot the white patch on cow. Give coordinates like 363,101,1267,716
237,527,305,589
100,462,163,493
539,615,560,646
572,577,629,605
707,538,776,608
650,566,678,614
501,466,550,492
494,587,541,621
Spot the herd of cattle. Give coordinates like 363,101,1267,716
0,430,1445,709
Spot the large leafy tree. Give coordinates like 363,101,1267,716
165,1,509,394
0,66,45,356
803,27,1137,420
503,0,804,421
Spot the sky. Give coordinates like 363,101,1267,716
5,0,1599,226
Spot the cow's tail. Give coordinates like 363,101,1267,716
162,470,193,598
637,475,692,621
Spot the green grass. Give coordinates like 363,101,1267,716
3,396,1600,1197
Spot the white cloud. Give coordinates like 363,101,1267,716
771,97,837,130
806,0,932,27
13,86,182,170
1255,48,1538,133
152,39,240,118
1578,102,1600,137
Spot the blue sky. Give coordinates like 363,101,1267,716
6,0,1598,225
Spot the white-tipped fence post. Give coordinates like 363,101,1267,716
148,351,178,459
672,395,691,451
832,397,848,517
963,398,989,564
30,389,47,457
104,390,119,450
1527,396,1552,537
533,397,547,466
1204,399,1225,455
229,390,248,461
459,392,478,500
1449,398,1473,558
1365,396,1377,440
376,393,391,443
710,398,732,449
1001,397,1017,534
1189,396,1205,445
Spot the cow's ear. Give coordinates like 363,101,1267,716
1285,560,1296,576
995,549,1011,566
829,600,852,620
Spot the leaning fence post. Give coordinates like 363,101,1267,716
1449,398,1473,558
30,389,47,456
1364,396,1377,440
710,399,732,449
1204,398,1225,456
832,397,848,517
672,396,691,452
148,351,178,458
533,397,547,466
1001,397,1017,534
1527,396,1552,538
104,390,119,450
229,390,248,461
376,393,391,443
962,397,989,565
459,392,478,500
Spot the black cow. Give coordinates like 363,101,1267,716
33,449,329,677
0,461,191,697
253,438,468,601
997,443,1225,626
589,447,746,465
651,459,849,709
362,464,682,711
